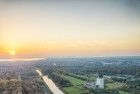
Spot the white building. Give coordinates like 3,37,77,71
96,78,104,89
84,73,105,89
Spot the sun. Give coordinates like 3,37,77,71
10,51,16,56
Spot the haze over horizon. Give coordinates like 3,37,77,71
0,0,140,58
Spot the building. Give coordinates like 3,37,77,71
84,73,104,89
96,73,104,89
96,78,104,89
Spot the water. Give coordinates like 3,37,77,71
36,70,64,94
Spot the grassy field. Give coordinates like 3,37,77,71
61,75,84,86
106,82,126,89
60,75,89,94
106,82,130,94
119,91,130,94
63,87,88,94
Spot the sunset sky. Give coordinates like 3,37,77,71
0,0,140,58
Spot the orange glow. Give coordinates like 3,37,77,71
0,39,140,58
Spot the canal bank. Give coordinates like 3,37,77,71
36,70,64,94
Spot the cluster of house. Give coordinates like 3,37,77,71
84,73,104,89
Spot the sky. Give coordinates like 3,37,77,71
0,0,140,58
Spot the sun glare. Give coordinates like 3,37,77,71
10,51,16,56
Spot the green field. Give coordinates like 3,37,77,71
106,82,126,90
106,82,130,94
119,91,130,94
61,75,84,86
60,75,89,94
63,87,88,94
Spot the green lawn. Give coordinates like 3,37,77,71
61,75,84,86
60,75,89,94
106,82,126,90
106,82,130,94
63,87,88,94
119,91,130,94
